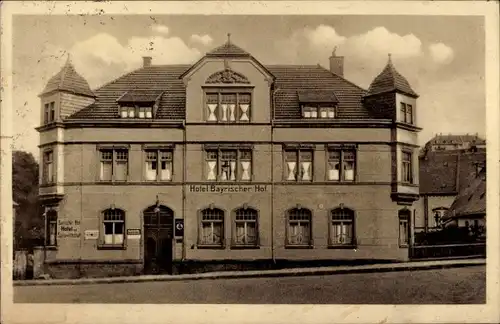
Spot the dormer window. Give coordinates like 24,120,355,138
297,90,338,120
302,104,336,119
116,90,162,119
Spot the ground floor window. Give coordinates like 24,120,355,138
199,208,224,247
287,208,312,246
399,209,410,247
233,207,258,247
330,207,355,246
46,209,57,246
102,208,125,247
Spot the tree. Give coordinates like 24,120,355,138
12,150,43,250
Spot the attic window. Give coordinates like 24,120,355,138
120,106,153,119
302,105,336,119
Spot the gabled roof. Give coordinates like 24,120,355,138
205,39,251,58
419,150,486,195
68,64,374,121
366,55,418,98
269,65,370,119
444,168,486,220
426,134,486,146
69,65,190,120
41,57,95,98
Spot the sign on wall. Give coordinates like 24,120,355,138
175,219,184,237
127,228,141,239
57,219,81,239
84,230,99,240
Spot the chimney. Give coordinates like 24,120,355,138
329,46,344,77
142,56,152,68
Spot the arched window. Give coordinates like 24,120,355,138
233,207,258,247
330,207,355,246
46,209,58,247
199,208,224,247
398,209,411,247
102,208,125,246
286,208,312,246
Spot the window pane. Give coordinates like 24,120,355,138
145,107,153,118
104,222,114,235
128,107,135,118
138,107,145,118
114,222,124,234
100,161,112,181
101,150,113,161
344,161,355,181
49,223,56,245
115,161,127,181
160,161,172,181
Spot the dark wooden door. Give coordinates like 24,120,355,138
143,206,174,274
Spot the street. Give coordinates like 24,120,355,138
14,266,485,304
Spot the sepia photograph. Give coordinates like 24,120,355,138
1,1,499,324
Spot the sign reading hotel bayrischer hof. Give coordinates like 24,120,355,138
188,184,268,193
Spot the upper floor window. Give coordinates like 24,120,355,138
100,149,128,182
401,151,413,184
400,102,413,124
205,148,252,181
330,208,355,246
42,150,54,184
199,207,224,247
233,207,259,247
432,207,448,228
102,208,125,247
286,208,312,247
302,105,336,119
206,91,251,123
120,106,153,119
145,149,173,181
285,149,313,181
44,102,55,124
327,148,356,181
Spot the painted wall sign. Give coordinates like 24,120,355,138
188,184,267,194
175,219,184,237
127,228,141,239
84,230,99,240
57,219,81,238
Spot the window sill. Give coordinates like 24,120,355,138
230,245,260,250
97,245,126,250
196,245,225,250
285,245,314,249
399,244,409,248
328,245,357,249
45,246,58,251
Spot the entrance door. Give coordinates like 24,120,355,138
143,205,174,274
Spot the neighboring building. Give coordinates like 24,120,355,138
443,166,486,231
421,133,485,155
37,38,422,278
415,147,486,232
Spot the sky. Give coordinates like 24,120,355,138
12,15,485,159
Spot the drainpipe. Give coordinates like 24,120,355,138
271,87,281,264
182,120,187,262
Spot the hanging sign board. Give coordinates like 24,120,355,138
175,219,184,237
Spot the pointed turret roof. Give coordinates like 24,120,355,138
366,54,418,98
205,33,251,58
41,55,95,97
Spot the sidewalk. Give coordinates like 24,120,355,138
14,258,485,287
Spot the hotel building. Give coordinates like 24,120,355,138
38,38,421,278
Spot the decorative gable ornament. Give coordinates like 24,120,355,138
206,60,250,84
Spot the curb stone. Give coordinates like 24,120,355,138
14,258,485,287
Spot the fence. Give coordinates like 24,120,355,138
409,243,486,260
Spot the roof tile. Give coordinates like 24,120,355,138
367,57,418,97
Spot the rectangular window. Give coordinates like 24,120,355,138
205,91,252,123
234,209,258,247
145,149,173,181
44,103,49,124
327,149,356,181
399,215,409,247
200,209,224,247
406,104,413,124
285,149,313,181
402,151,413,183
99,149,128,181
205,148,252,181
43,150,54,184
102,209,125,247
287,209,312,246
46,211,57,246
400,102,406,123
49,102,55,122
